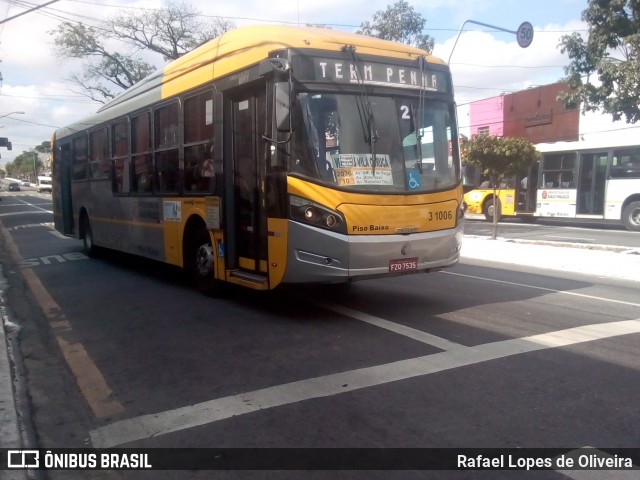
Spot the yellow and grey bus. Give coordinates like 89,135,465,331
52,25,464,292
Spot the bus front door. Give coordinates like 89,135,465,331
226,89,269,285
577,152,607,215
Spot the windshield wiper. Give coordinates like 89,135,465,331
414,55,428,174
343,45,378,176
409,104,423,174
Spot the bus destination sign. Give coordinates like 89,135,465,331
300,58,449,93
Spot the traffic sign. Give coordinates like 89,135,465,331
517,21,534,48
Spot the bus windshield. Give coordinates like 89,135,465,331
292,92,459,193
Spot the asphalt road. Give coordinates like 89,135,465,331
1,193,639,480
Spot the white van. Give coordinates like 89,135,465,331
37,176,52,193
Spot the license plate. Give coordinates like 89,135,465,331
389,257,418,272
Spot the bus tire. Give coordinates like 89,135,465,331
622,201,640,232
483,197,502,222
81,214,101,258
185,228,224,295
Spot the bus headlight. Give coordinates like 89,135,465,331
289,195,347,234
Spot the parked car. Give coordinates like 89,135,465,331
8,182,20,191
21,181,31,187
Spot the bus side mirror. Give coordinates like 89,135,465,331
275,82,291,133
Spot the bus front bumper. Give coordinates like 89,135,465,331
282,221,463,284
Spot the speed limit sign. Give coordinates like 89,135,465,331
517,21,534,48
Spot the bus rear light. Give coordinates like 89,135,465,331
289,195,347,234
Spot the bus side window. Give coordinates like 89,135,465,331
72,135,88,180
184,91,215,193
155,102,180,193
156,150,180,193
89,128,109,180
184,143,215,192
131,112,153,193
111,119,130,194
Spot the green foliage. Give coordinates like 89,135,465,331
4,142,50,177
461,135,540,182
558,0,640,123
357,0,434,52
5,150,46,178
51,1,235,103
34,141,51,153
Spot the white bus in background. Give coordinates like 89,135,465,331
465,140,640,231
36,175,52,193
534,140,640,231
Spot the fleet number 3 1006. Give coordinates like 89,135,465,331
428,210,453,221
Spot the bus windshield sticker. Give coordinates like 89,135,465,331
206,197,221,230
406,169,422,190
163,201,182,221
330,154,393,186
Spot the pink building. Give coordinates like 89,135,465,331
468,83,579,144
470,96,504,137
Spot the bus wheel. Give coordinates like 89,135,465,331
186,229,223,295
622,201,640,232
81,214,100,258
483,198,502,222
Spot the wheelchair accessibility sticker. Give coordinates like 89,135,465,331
406,170,422,190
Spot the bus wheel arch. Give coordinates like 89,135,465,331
621,199,640,232
182,216,222,294
483,196,502,222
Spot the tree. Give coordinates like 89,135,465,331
461,135,540,239
357,0,434,53
558,0,640,123
34,141,51,153
52,1,234,103
5,150,46,179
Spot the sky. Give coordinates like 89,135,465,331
0,0,591,165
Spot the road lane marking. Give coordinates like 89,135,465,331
442,271,640,308
0,211,54,218
320,303,465,350
0,225,124,418
16,198,53,213
90,319,640,448
19,265,125,419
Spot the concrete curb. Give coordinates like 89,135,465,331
0,268,26,480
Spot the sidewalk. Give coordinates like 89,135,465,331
1,268,24,479
461,235,640,282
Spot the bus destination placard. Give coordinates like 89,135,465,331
297,57,449,93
